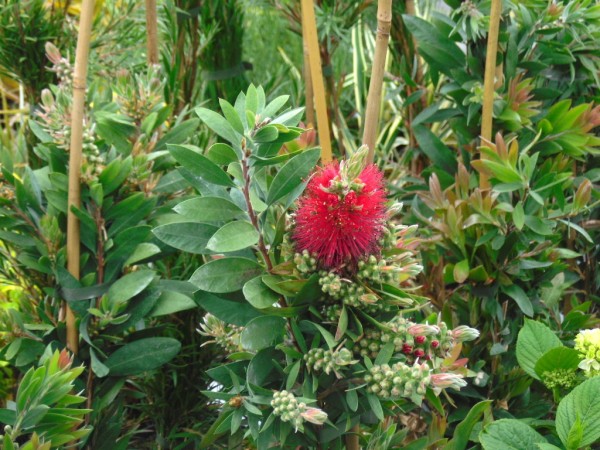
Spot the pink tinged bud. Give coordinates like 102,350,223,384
431,340,440,348
402,344,413,354
415,335,426,344
58,349,72,369
408,324,439,336
301,407,328,425
413,348,425,358
430,373,467,390
451,326,480,342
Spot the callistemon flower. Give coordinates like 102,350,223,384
293,147,387,270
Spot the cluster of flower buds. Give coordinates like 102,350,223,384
318,272,366,308
46,43,72,88
541,368,578,391
271,390,327,431
294,250,318,274
113,68,164,123
197,314,243,354
304,347,356,377
365,361,431,400
575,328,600,376
365,362,468,400
356,255,395,284
354,316,480,364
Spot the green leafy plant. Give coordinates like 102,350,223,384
155,85,480,448
0,350,91,449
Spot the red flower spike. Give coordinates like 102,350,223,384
293,159,387,271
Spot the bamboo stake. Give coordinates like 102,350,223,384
145,0,159,65
302,21,315,128
301,0,332,163
65,0,95,354
479,0,502,188
363,0,393,164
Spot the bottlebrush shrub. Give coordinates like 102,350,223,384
156,86,480,448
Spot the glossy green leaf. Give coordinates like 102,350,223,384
479,419,547,450
153,222,219,254
206,221,259,252
241,316,286,351
516,319,562,380
168,144,235,187
502,284,534,317
206,143,239,165
535,347,581,379
266,148,320,204
243,277,279,309
107,270,155,306
196,107,239,144
189,257,262,293
556,376,600,448
195,290,262,326
104,338,181,376
149,291,197,317
174,196,245,222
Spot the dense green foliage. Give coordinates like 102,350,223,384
0,0,598,448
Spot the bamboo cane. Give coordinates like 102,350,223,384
145,0,159,65
302,20,316,129
65,0,95,354
479,0,502,188
363,0,393,164
301,0,332,163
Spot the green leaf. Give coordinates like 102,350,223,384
502,284,534,317
374,342,395,365
535,347,581,379
189,257,263,293
524,216,553,236
446,401,492,450
513,201,525,230
219,99,244,135
173,197,245,222
367,394,384,421
196,107,239,144
556,377,600,448
346,389,358,412
253,125,279,143
153,222,219,254
241,316,286,351
479,419,547,450
149,291,197,317
516,319,562,380
168,144,235,187
243,277,279,309
453,259,470,284
154,118,200,151
104,338,181,376
107,270,155,306
266,148,320,204
402,15,465,73
207,143,239,165
195,291,261,326
21,405,50,429
206,221,259,252
413,125,457,174
124,243,161,266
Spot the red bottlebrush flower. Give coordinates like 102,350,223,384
293,160,387,271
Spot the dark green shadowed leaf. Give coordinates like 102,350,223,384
104,338,181,376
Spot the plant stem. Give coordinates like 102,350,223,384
241,150,273,272
301,0,332,163
65,0,95,355
479,0,503,189
145,0,159,65
363,0,392,164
